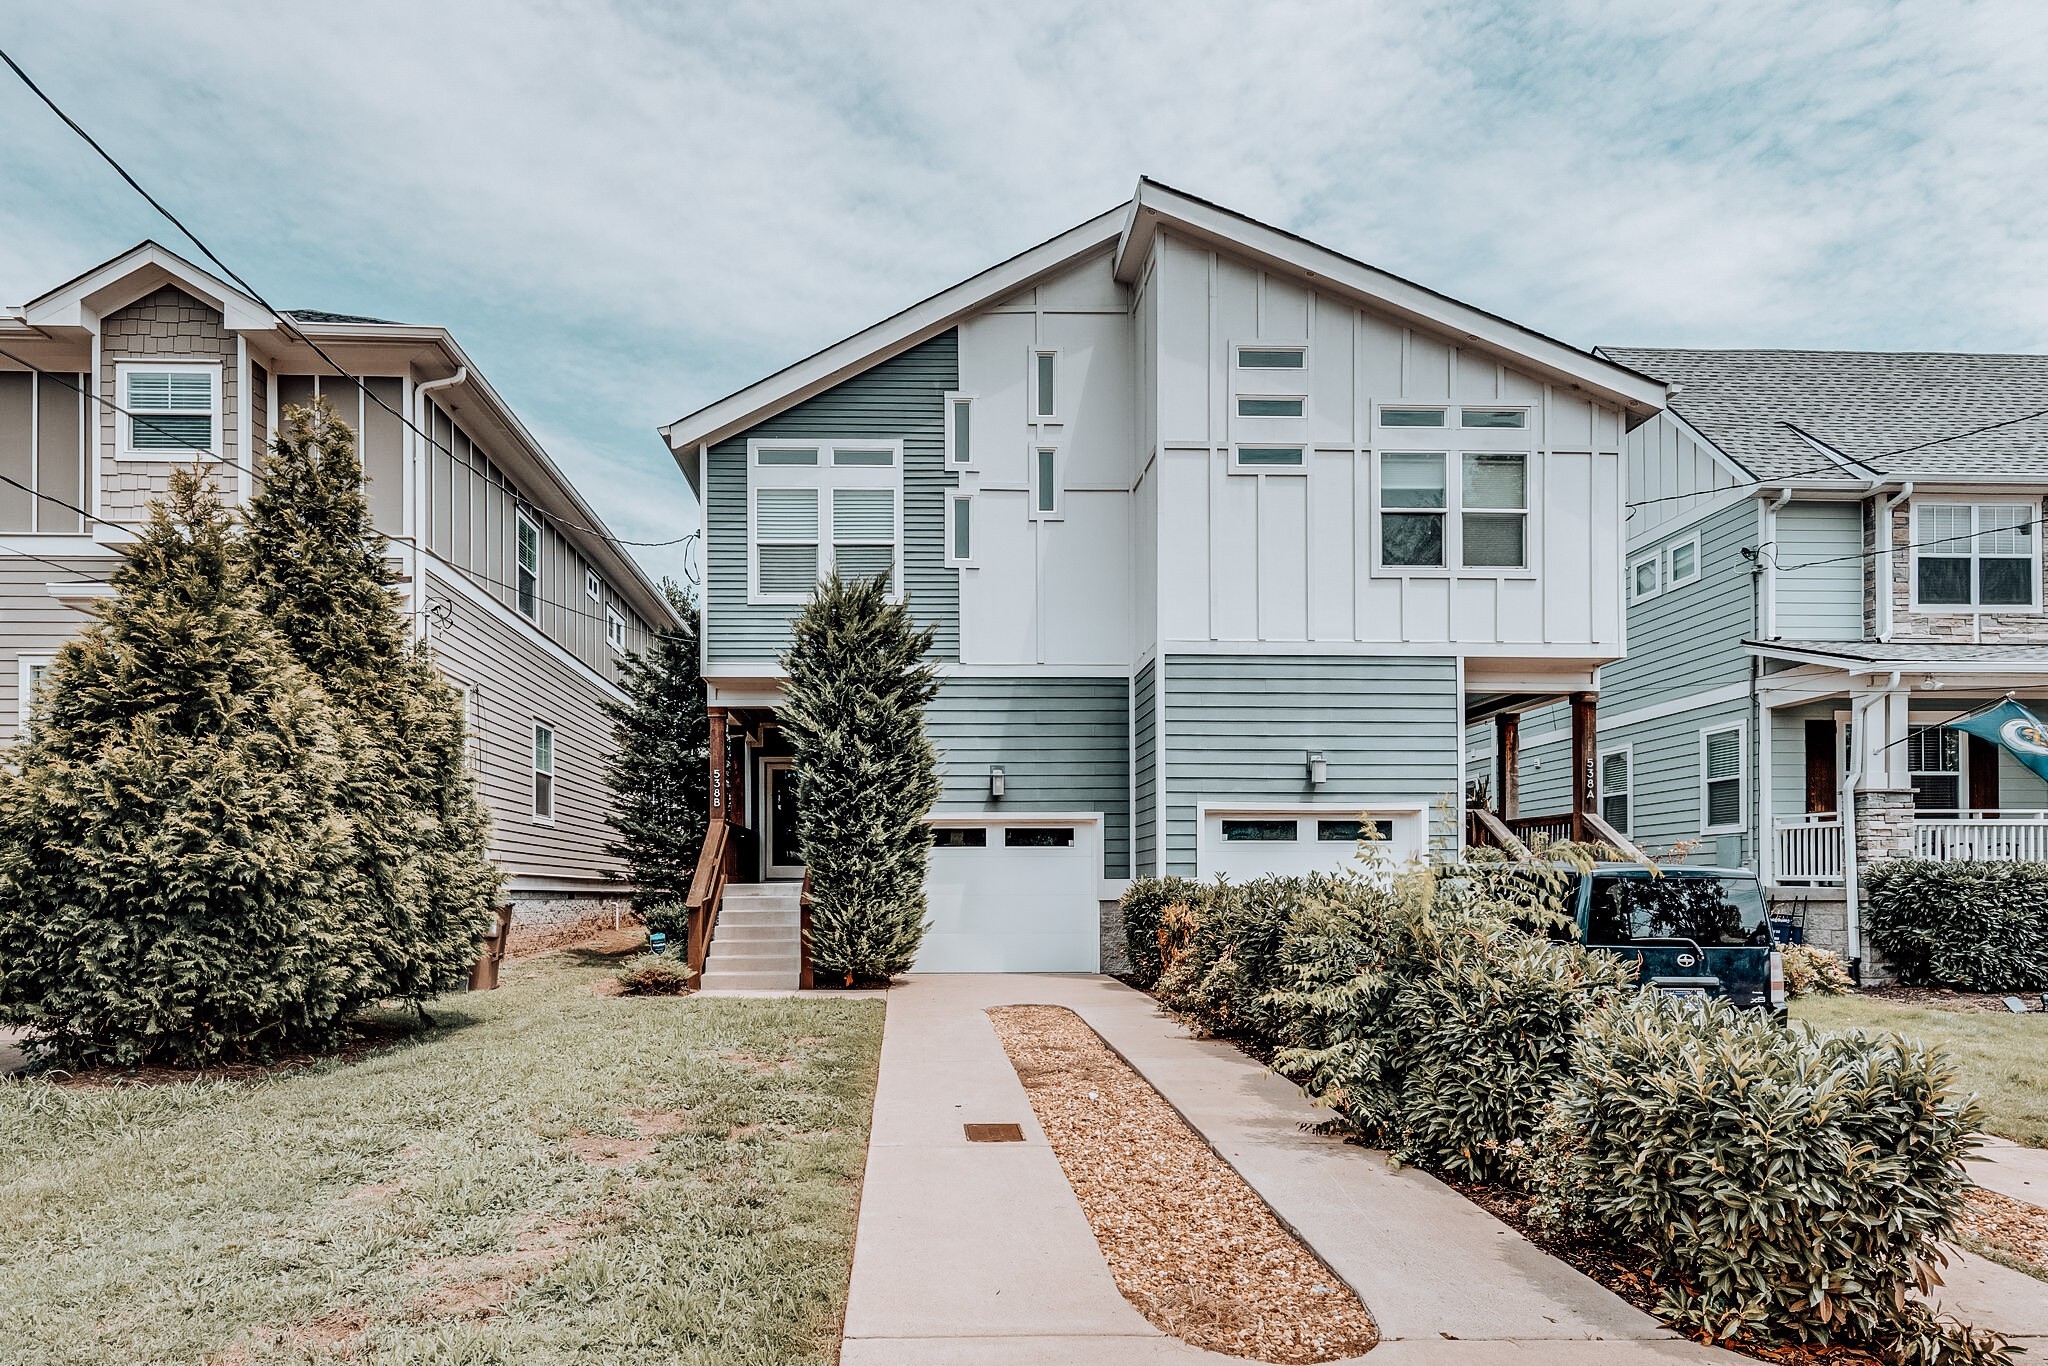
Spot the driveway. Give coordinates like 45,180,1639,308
841,974,1737,1364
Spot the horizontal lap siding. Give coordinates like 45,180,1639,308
1162,654,1459,875
1602,500,1756,714
0,555,118,741
707,331,959,664
1775,502,1863,640
424,565,627,884
926,676,1129,878
1602,702,1750,866
1134,658,1157,876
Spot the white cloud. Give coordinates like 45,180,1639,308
2,0,2046,581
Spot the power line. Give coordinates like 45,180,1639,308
0,45,687,557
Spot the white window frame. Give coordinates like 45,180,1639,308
584,567,602,602
531,720,556,824
1699,724,1745,836
1629,551,1663,603
1229,444,1308,475
747,439,903,604
14,654,52,741
1031,348,1061,423
1908,499,2041,613
944,391,976,467
1457,406,1532,431
115,360,221,460
1030,444,1063,521
1376,404,1449,430
1598,743,1633,835
1234,394,1307,419
1232,341,1310,378
945,491,975,568
605,607,626,655
1665,531,1702,590
514,510,542,623
1372,447,1538,578
1459,451,1530,572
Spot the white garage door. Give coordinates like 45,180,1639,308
916,820,1100,972
1200,807,1427,882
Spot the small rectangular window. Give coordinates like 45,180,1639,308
951,397,972,464
17,658,50,741
1236,446,1305,469
949,494,973,564
124,367,216,453
832,447,894,467
1236,396,1305,418
1462,452,1528,569
755,447,819,466
932,827,988,848
605,607,626,654
1237,348,1305,370
585,567,601,602
1380,452,1446,568
1034,447,1059,517
1702,726,1743,833
1379,407,1446,428
1600,749,1631,834
1035,351,1057,418
1318,818,1391,843
515,513,542,621
1222,818,1298,842
1005,826,1075,848
1666,535,1700,587
1631,554,1662,603
532,722,556,822
1460,408,1527,429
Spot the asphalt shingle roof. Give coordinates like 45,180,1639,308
284,308,400,326
1601,347,2048,483
1749,639,2048,667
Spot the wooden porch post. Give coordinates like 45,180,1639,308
707,707,729,824
1571,692,1598,842
1495,712,1520,821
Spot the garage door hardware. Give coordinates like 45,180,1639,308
963,1122,1025,1142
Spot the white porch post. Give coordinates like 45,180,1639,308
1757,699,1774,885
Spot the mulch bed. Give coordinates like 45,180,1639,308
1859,985,2045,1013
1956,1187,2048,1281
987,1004,1378,1364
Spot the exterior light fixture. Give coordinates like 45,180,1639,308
989,766,1006,799
1307,751,1328,787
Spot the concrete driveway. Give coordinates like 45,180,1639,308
841,973,1738,1365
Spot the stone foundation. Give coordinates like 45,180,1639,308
1854,787,1918,867
505,890,639,956
1098,899,1131,976
1764,887,1893,984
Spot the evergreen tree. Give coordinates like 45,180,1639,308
0,467,371,1067
600,579,707,938
779,572,940,983
243,398,498,1003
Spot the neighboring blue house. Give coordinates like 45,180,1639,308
1473,348,2048,971
658,180,1667,984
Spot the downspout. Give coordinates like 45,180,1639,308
412,368,467,637
1876,482,1913,642
1840,668,1901,982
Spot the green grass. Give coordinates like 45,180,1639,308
0,948,885,1365
1793,994,2048,1148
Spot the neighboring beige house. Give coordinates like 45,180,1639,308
0,242,678,937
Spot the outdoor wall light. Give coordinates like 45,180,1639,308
989,766,1006,799
1307,751,1328,787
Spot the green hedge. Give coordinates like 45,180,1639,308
1532,992,2006,1364
1118,876,1205,988
1864,859,2048,991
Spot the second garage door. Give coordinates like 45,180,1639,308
916,820,1100,973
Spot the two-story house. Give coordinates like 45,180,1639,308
1475,347,2048,972
659,180,1668,983
0,242,680,941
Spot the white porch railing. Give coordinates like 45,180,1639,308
1913,811,2048,862
1774,813,1844,885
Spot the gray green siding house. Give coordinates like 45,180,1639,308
662,180,1668,977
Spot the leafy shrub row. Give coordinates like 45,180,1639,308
1781,942,1854,998
1125,865,2006,1364
1117,876,1204,988
1864,859,2048,991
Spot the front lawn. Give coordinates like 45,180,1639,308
1793,993,2048,1148
0,946,885,1365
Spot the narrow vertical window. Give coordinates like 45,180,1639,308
949,494,973,564
515,512,542,621
952,397,972,464
1034,351,1057,419
1599,749,1631,833
1034,447,1059,517
532,722,556,821
1702,726,1743,833
585,567,601,602
605,607,626,654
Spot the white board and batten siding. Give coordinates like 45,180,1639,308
1145,232,1626,654
1623,410,1750,546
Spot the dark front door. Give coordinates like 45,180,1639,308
1804,719,1837,813
763,760,805,879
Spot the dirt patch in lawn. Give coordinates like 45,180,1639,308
986,1004,1378,1365
1860,985,2042,1013
411,1212,592,1320
1956,1187,2048,1281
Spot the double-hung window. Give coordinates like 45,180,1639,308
1600,748,1632,833
1380,453,1448,567
514,512,542,622
531,722,555,822
1379,451,1530,570
1461,453,1528,568
119,363,218,458
1906,725,1961,812
1701,726,1744,834
1914,502,2037,609
750,441,902,602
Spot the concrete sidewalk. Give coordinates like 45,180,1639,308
842,974,1736,1364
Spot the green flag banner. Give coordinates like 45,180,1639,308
1950,699,2048,785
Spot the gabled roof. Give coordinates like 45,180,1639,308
17,239,279,335
661,178,1670,460
1603,347,2048,483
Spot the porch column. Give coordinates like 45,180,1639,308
707,706,729,824
1495,711,1520,821
1570,691,1598,840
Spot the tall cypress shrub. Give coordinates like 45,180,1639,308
244,398,497,1002
601,579,708,939
780,572,940,983
0,467,369,1067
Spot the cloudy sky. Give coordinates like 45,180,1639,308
4,1,2046,585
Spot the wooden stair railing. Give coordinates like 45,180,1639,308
1580,811,1654,868
683,819,730,988
1468,807,1537,863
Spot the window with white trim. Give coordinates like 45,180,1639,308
945,393,974,465
749,441,901,602
1378,450,1531,570
1906,725,1961,812
15,656,51,741
605,607,626,654
1913,501,2037,609
1379,406,1446,427
1666,532,1701,588
1031,445,1061,519
1233,446,1305,472
585,567,601,602
1461,453,1527,568
1236,346,1305,370
946,493,974,567
1236,396,1304,418
532,722,555,822
1033,350,1059,420
1600,747,1632,833
1701,725,1743,834
514,512,542,622
1630,552,1662,603
1460,408,1527,429
118,363,219,458
1380,452,1447,567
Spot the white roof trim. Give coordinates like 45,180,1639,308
660,206,1130,454
21,241,277,335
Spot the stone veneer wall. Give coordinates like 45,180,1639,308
99,286,239,521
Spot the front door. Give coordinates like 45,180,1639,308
762,759,805,880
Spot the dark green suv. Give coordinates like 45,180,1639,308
1565,864,1782,1012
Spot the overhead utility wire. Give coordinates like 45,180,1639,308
0,46,689,554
